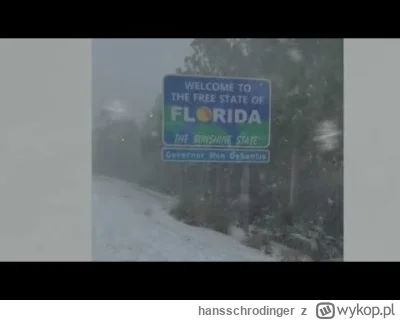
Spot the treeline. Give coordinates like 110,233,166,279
92,39,343,260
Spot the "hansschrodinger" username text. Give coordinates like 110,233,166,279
199,306,295,317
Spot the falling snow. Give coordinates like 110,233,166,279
287,48,303,63
314,120,341,152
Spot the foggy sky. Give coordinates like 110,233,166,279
93,39,192,123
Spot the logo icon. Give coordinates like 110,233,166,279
196,106,213,122
316,302,335,319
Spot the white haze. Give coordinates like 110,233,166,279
92,39,192,125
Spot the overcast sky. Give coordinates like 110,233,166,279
93,39,192,123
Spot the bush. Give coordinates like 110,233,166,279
169,194,201,226
169,196,236,235
204,199,235,234
240,213,343,261
242,229,272,251
241,229,313,261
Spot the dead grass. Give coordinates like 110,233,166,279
170,196,331,261
242,228,314,261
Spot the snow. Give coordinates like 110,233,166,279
314,120,341,152
287,48,303,63
92,175,276,261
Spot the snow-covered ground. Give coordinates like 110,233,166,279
92,175,276,261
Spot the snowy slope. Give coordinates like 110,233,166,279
92,176,276,261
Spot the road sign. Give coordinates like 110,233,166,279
162,74,271,150
162,148,270,164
